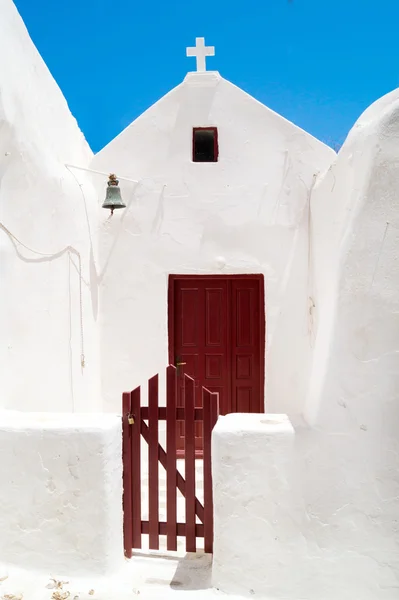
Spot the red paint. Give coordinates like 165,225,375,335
231,278,264,412
192,127,219,162
203,387,219,553
168,275,265,454
131,387,142,550
171,277,229,455
122,392,133,558
122,366,219,555
184,374,196,552
148,375,159,550
166,365,178,551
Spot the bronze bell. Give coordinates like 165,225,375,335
102,174,126,214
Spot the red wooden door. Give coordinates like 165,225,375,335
169,275,264,455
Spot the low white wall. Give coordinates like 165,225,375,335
212,413,297,598
212,413,399,599
0,411,124,576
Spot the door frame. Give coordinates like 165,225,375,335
167,274,266,413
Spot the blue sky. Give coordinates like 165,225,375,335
14,0,399,153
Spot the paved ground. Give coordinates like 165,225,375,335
0,552,247,600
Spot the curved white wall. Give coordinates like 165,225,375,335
0,0,100,411
307,90,399,431
303,90,399,591
91,71,335,411
0,411,123,575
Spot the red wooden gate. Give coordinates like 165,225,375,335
122,365,219,557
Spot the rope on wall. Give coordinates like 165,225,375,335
0,221,85,369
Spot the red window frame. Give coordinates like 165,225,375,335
192,127,219,162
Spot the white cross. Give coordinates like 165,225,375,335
186,37,215,73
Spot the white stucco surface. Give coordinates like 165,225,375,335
0,411,123,575
0,553,249,600
307,87,399,432
91,71,335,412
212,413,297,598
3,2,399,594
296,88,399,598
0,0,100,412
212,413,399,599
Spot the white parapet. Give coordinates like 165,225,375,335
212,413,296,597
212,412,399,600
0,411,124,576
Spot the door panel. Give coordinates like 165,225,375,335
202,281,230,414
231,279,262,413
174,279,229,454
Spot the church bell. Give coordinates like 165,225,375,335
102,173,126,214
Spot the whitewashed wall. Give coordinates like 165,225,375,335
91,71,335,412
212,414,399,599
307,88,399,430
0,411,123,575
302,90,399,597
0,0,100,412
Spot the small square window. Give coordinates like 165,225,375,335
193,127,218,162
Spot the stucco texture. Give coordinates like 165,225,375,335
212,414,399,600
0,411,123,575
0,0,100,412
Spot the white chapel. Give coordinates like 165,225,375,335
90,37,334,413
0,0,399,597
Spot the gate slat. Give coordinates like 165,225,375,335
184,374,196,552
148,374,159,549
140,406,204,420
141,521,204,536
203,389,219,553
166,365,178,551
122,391,133,558
131,386,142,549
